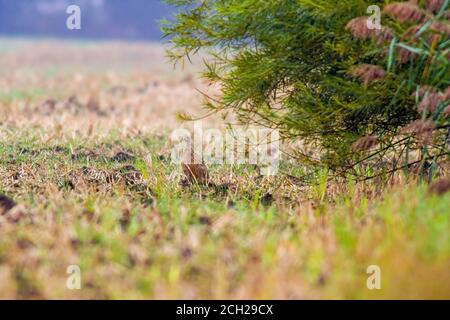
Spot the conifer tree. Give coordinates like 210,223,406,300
163,0,450,179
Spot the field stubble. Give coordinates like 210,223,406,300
0,39,449,299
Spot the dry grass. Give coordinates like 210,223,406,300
0,39,449,299
0,37,223,136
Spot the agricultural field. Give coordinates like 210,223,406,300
0,38,449,299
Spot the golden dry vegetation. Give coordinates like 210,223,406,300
0,39,449,299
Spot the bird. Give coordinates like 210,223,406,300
181,139,209,185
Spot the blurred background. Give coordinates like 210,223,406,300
0,0,171,41
0,0,213,138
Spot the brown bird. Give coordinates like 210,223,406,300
181,140,209,185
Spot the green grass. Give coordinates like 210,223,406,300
0,88,47,103
0,128,449,299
